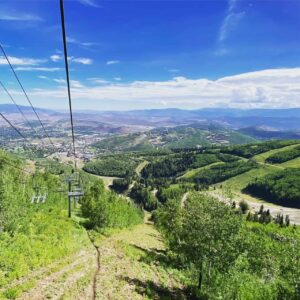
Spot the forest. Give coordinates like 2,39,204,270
244,168,300,208
154,193,300,299
141,153,220,178
221,140,298,158
185,160,258,185
266,145,300,164
83,155,139,177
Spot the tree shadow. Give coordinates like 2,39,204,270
132,244,184,269
119,276,188,300
147,232,165,241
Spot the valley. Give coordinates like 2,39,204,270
1,0,300,298
1,107,300,299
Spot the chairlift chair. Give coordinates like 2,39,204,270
31,186,48,203
38,187,48,203
31,185,40,204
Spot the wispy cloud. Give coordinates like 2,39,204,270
38,75,49,80
106,60,120,65
0,12,43,22
114,77,122,81
218,0,244,43
53,78,66,84
70,80,84,88
27,68,300,109
51,54,92,65
15,67,61,72
67,37,98,49
77,0,100,8
50,54,62,62
71,57,93,65
88,77,109,84
0,55,46,66
53,78,84,89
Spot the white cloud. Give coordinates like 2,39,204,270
71,57,93,65
114,77,122,81
88,77,109,84
26,68,300,109
70,80,84,88
15,67,61,72
53,78,66,84
77,0,100,8
50,54,62,62
106,60,120,65
53,78,84,89
0,56,45,66
67,37,98,48
0,12,43,22
218,0,244,43
38,75,49,80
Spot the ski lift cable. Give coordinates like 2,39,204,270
59,0,77,170
0,111,28,140
0,44,56,150
0,80,46,147
0,110,47,163
0,155,34,175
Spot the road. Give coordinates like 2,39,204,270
208,190,300,225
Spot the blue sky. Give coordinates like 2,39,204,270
0,0,300,110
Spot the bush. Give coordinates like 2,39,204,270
266,145,300,164
239,200,249,214
244,168,300,208
81,180,143,230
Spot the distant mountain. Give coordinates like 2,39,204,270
239,127,300,140
75,107,300,130
92,123,257,153
0,104,58,115
1,104,300,133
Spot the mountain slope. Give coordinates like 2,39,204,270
93,124,256,152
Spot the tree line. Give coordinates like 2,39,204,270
154,192,300,299
244,168,300,208
266,145,300,164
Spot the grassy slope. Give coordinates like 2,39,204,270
280,157,300,168
253,143,300,163
218,143,300,192
12,219,187,300
0,209,91,299
213,144,300,206
92,220,187,300
93,127,256,153
180,162,224,179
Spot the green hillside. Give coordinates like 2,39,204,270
86,140,300,210
1,139,300,299
92,124,257,153
0,151,143,298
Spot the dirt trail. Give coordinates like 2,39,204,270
209,190,300,225
15,220,186,300
180,192,189,208
92,221,186,300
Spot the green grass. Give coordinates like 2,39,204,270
253,143,300,163
135,160,149,175
0,210,90,289
180,162,224,179
280,157,300,168
217,165,277,192
91,221,189,300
